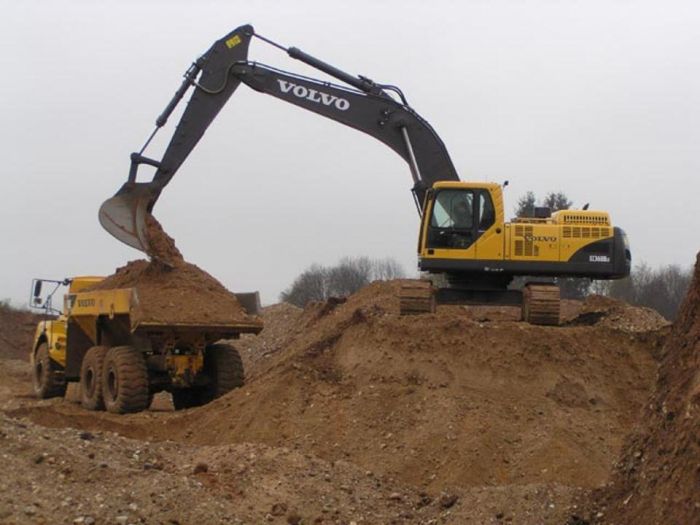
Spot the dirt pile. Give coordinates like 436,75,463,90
89,260,253,326
568,294,670,332
0,303,46,360
236,302,303,379
590,253,700,524
1,276,678,523
161,281,663,498
88,215,254,326
0,411,463,525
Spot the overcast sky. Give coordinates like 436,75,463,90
1,0,698,307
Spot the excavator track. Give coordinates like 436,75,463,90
399,280,436,315
521,284,561,326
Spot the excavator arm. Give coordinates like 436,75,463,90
99,24,459,254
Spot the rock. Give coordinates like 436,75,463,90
389,492,403,501
23,505,37,516
115,515,128,525
417,492,432,507
439,493,459,509
79,431,95,440
271,503,288,516
193,462,209,474
287,512,302,525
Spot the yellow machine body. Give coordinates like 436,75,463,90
31,276,105,368
417,181,630,280
31,277,262,386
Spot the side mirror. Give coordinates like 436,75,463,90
32,280,43,306
33,280,42,300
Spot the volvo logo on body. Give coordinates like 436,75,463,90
524,234,557,243
277,80,350,111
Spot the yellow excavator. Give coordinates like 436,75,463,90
99,24,631,325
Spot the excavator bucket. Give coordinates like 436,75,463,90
98,182,156,254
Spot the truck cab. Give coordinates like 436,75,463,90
30,276,104,398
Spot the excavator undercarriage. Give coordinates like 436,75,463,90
399,279,561,326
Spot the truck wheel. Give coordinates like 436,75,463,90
101,346,150,414
200,343,244,404
32,342,66,399
80,346,109,410
171,388,203,410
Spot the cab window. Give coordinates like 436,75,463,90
430,190,474,229
427,190,475,249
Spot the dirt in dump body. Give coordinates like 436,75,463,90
89,214,251,325
88,259,252,325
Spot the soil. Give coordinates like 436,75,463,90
86,214,256,326
0,279,677,524
144,214,184,266
0,303,46,361
584,253,700,524
87,260,254,326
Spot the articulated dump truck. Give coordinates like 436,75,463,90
30,276,262,413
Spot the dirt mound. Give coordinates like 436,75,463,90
88,259,253,326
0,304,46,360
236,302,303,379
590,253,700,524
88,214,256,326
157,280,662,498
2,278,673,523
567,294,670,332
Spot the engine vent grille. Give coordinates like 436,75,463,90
558,213,610,225
514,225,537,256
562,226,611,239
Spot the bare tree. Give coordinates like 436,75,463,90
327,257,373,297
280,264,328,307
372,257,405,281
280,256,406,307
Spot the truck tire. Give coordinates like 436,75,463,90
200,343,244,404
80,346,109,410
32,342,66,399
101,346,150,414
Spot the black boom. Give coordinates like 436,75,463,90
140,24,459,212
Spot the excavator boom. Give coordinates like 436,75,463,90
99,24,458,254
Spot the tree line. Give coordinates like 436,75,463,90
280,256,404,307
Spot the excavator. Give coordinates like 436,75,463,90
99,24,631,325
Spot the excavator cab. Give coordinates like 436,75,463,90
419,182,503,261
424,186,498,250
